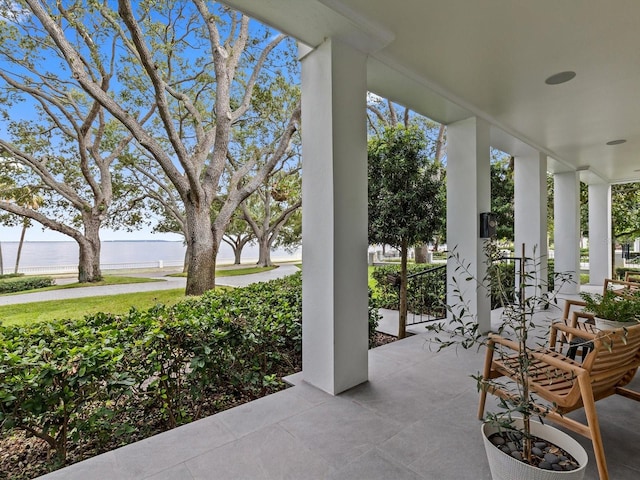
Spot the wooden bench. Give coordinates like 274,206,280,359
478,322,640,480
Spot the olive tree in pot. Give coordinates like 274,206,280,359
427,243,588,480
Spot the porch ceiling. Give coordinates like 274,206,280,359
223,0,640,185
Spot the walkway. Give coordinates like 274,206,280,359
0,264,300,306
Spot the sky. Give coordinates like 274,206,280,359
0,223,184,242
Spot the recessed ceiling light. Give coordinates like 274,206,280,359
606,139,627,146
544,71,576,85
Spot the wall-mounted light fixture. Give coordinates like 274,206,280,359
479,212,497,238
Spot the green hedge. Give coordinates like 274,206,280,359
0,276,54,294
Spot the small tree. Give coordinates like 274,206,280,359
242,168,301,267
222,206,255,265
368,124,445,338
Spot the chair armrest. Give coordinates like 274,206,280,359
561,298,587,324
551,321,597,340
487,332,521,352
487,333,587,376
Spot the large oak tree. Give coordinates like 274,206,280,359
21,0,300,294
0,4,142,282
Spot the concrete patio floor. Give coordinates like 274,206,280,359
38,296,640,480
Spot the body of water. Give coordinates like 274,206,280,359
0,241,300,274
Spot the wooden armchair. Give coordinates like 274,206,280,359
478,322,640,480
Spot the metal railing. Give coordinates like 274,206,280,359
404,264,447,325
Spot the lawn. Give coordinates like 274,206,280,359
56,275,162,289
0,267,277,326
167,265,277,278
0,275,162,297
0,289,187,326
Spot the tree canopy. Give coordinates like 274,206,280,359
612,182,640,241
368,125,444,248
490,151,514,241
4,0,300,293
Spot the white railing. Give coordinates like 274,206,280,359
14,260,184,276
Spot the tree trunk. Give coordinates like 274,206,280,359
77,237,102,283
184,204,216,295
234,245,242,265
414,244,428,264
398,239,408,339
256,236,272,267
182,244,189,273
14,222,28,274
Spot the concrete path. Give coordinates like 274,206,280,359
0,264,300,306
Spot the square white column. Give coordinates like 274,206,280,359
588,183,612,283
553,171,581,294
446,117,491,333
300,38,368,395
514,152,548,294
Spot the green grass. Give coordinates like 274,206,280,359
168,266,277,278
0,275,161,297
58,275,161,288
0,289,188,327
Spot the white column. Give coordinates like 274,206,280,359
300,38,368,395
588,183,612,283
447,117,491,333
514,152,548,293
553,171,581,294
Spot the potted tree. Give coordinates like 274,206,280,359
427,243,588,479
580,289,640,330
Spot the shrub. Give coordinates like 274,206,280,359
368,287,381,347
371,263,443,312
0,276,54,294
0,317,127,462
0,273,23,280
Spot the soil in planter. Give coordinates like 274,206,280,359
488,430,581,472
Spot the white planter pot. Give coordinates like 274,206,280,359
482,419,588,480
594,316,634,331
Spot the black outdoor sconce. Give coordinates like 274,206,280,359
479,212,497,238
